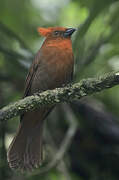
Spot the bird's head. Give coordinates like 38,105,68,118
37,27,76,39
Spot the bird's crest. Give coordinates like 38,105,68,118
37,27,51,37
37,27,67,37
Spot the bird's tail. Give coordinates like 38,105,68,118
7,110,45,172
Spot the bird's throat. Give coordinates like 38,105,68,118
43,38,72,51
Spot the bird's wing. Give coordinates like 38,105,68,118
23,51,48,97
23,59,38,97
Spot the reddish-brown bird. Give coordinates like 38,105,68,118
7,27,76,171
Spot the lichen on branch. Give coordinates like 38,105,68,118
0,71,119,122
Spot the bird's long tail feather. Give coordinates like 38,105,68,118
7,110,46,172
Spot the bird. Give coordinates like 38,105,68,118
7,27,76,171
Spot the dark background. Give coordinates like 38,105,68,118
1,0,119,179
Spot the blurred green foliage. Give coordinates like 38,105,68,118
0,0,119,179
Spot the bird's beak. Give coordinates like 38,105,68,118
64,28,76,37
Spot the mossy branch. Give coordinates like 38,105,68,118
0,71,119,122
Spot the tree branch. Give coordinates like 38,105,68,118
0,71,119,122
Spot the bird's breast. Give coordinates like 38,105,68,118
44,46,74,85
30,44,74,93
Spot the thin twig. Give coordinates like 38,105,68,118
0,22,33,54
42,125,72,180
29,104,78,176
0,45,31,61
76,22,119,74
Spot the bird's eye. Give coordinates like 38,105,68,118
54,31,59,36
